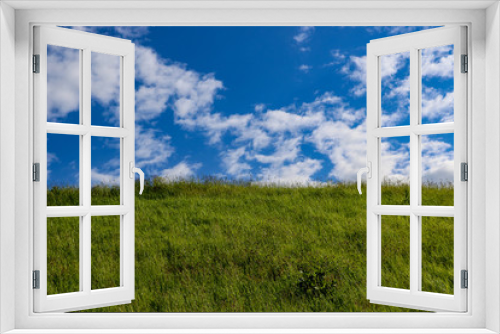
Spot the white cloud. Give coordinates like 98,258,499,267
47,46,80,121
161,161,201,180
380,139,410,184
47,152,59,165
422,88,454,123
233,126,272,150
260,109,324,133
324,49,346,67
422,45,454,78
91,168,120,186
302,92,364,126
341,55,367,97
293,26,315,44
254,103,266,112
257,158,322,186
222,147,252,178
91,52,121,123
135,126,174,170
135,45,224,124
114,26,149,39
307,120,367,182
252,136,302,165
299,64,312,73
135,45,250,145
299,47,311,52
422,136,454,183
380,52,409,78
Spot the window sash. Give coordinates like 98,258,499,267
366,26,468,312
32,26,136,313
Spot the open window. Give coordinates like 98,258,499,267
362,26,467,312
33,26,140,312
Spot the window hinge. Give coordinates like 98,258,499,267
33,54,40,73
33,270,40,289
461,270,468,289
461,54,468,73
33,163,40,182
461,162,468,182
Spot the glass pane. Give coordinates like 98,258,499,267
380,51,410,127
381,136,410,205
421,133,454,206
47,45,80,124
92,216,120,290
91,52,121,127
91,137,120,205
421,217,454,294
381,215,410,290
47,217,80,295
421,45,454,124
47,133,80,206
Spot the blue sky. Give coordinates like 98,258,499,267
46,26,455,188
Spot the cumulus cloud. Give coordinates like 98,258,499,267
114,26,149,39
135,45,224,124
380,139,410,184
299,64,312,73
341,55,367,97
252,136,302,165
161,161,201,180
259,109,324,133
422,45,454,78
257,158,323,186
91,168,120,186
254,104,266,112
422,88,454,123
307,121,366,181
293,26,315,44
222,147,252,178
135,126,174,171
422,136,454,183
47,46,80,121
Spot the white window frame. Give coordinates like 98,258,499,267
1,1,499,333
365,26,468,312
33,26,136,313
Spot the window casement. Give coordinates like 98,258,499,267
362,26,467,312
33,26,140,312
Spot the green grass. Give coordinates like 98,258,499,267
46,179,454,312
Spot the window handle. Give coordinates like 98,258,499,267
357,161,372,195
129,162,145,195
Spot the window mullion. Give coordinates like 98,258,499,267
409,47,420,295
82,47,92,294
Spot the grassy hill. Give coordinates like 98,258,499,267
46,179,454,312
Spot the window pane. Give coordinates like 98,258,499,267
381,136,410,205
47,133,80,206
381,215,410,290
91,52,121,127
421,217,454,294
47,45,80,124
421,133,454,206
91,137,120,205
421,45,454,124
380,51,410,127
92,216,121,290
47,217,80,295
